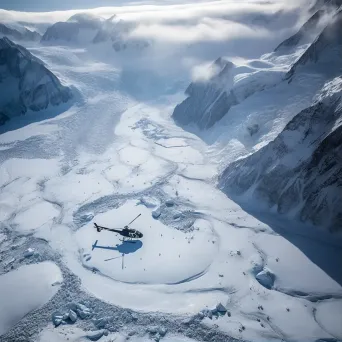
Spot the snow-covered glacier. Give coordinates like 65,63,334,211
0,37,72,125
1,1,342,342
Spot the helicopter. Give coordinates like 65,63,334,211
94,213,143,242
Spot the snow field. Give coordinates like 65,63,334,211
0,262,62,335
315,299,342,338
0,158,61,232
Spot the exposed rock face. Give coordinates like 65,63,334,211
0,23,41,41
172,58,238,129
217,9,342,232
274,9,325,52
0,37,72,124
219,84,342,232
286,9,342,79
172,55,283,130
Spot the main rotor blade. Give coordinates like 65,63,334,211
95,225,123,229
127,213,141,226
94,225,122,233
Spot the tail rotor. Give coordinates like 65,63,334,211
94,223,102,232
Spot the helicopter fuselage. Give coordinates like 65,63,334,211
94,223,143,239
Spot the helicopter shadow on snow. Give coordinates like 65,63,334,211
92,240,143,256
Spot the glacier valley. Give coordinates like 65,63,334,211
0,1,341,342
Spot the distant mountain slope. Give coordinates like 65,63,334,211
0,22,41,41
172,58,238,129
172,56,283,130
286,9,342,79
41,13,103,43
92,15,149,52
41,13,149,52
219,80,342,232
274,9,325,52
218,9,342,232
0,37,72,125
171,7,341,133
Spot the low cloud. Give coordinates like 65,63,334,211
0,0,312,85
191,61,221,82
130,17,270,43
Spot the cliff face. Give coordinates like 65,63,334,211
219,78,342,232
172,58,238,130
0,37,72,125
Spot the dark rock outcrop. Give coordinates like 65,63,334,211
218,8,342,232
274,9,325,52
0,37,72,124
286,9,342,79
172,58,238,129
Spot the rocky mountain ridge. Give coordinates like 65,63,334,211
0,37,72,125
219,81,342,232
217,10,342,232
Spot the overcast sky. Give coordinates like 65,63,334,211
0,0,196,12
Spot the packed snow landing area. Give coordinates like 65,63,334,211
1,45,342,341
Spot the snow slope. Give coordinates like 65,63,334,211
0,262,62,335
